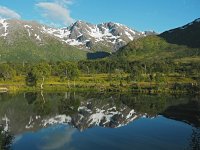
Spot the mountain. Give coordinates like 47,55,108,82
0,18,149,62
44,20,146,51
160,18,200,48
0,19,87,62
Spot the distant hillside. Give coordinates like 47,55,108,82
160,18,200,48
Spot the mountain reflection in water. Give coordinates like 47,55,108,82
0,92,200,150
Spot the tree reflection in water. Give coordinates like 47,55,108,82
25,92,37,105
187,128,200,150
58,92,80,116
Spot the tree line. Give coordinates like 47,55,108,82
0,59,200,86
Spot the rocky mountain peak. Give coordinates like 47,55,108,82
57,21,146,51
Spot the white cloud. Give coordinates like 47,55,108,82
0,6,21,19
57,0,73,5
40,127,76,150
36,1,75,26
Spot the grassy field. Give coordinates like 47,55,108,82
0,73,199,94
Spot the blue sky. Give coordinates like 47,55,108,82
0,0,200,32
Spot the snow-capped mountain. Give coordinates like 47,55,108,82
44,20,146,51
0,19,146,52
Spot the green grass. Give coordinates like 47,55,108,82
0,73,199,93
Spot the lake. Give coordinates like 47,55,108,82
0,92,199,150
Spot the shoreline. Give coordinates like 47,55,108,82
1,82,199,94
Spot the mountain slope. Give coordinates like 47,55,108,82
112,35,200,62
0,19,87,62
160,18,200,48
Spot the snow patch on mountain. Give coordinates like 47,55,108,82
25,116,34,129
88,108,120,126
126,109,135,119
42,26,70,39
35,34,41,41
2,114,10,132
42,115,71,127
125,31,134,40
24,25,32,36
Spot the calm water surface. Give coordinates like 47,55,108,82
0,92,199,150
